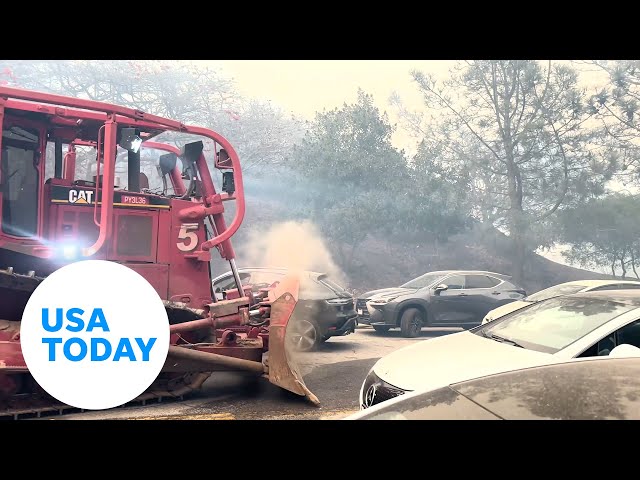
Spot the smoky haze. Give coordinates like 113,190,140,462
240,220,348,287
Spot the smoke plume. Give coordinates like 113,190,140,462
240,220,348,287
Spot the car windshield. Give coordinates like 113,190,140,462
400,273,444,290
526,284,588,302
319,276,347,293
478,296,638,354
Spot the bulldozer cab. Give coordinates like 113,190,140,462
0,85,318,409
1,125,40,239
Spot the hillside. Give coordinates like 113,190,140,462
341,232,613,295
211,194,615,296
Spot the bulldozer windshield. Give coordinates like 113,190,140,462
1,126,39,237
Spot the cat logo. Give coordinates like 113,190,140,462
68,190,94,205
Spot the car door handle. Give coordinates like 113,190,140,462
491,291,501,295
458,293,468,296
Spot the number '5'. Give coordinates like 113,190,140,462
177,223,199,252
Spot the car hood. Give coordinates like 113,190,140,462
360,287,415,300
482,300,531,323
373,331,554,392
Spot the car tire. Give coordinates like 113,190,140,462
372,325,391,333
287,319,320,352
400,308,423,338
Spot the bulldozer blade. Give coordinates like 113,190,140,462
268,274,320,406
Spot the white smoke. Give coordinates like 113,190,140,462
240,220,348,287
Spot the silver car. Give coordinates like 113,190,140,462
359,289,640,409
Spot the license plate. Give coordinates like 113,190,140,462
357,309,363,315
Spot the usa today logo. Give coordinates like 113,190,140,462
20,260,170,410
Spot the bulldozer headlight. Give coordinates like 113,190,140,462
54,243,79,260
63,245,78,259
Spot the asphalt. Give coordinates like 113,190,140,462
48,326,461,420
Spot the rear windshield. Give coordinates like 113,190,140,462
526,284,587,302
319,276,347,293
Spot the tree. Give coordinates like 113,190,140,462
289,89,408,267
0,60,304,177
289,89,468,269
583,60,640,187
558,194,640,278
394,61,611,281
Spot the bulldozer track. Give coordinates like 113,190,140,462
0,391,198,420
0,266,44,298
0,368,215,420
0,266,217,420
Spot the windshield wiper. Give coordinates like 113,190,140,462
481,331,524,348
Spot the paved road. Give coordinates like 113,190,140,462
57,326,461,420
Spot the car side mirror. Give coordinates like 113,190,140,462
434,284,448,295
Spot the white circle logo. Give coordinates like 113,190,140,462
20,260,170,410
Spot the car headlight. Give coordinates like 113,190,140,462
369,295,399,306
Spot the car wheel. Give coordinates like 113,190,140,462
287,319,319,352
372,325,391,333
400,308,423,338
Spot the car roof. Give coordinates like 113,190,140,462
555,279,640,288
560,289,640,306
428,270,513,280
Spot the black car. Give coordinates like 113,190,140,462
356,270,526,337
349,356,640,420
212,267,357,351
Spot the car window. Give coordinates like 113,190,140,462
617,320,640,348
588,285,622,292
319,276,347,292
526,284,588,302
579,320,640,357
587,284,640,292
443,275,465,290
214,272,251,292
465,275,501,289
479,296,639,354
301,277,336,300
401,273,445,289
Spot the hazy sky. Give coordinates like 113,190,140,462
205,60,453,116
201,60,609,155
203,60,457,152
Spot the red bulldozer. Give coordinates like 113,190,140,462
0,85,318,418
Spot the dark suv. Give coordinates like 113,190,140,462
356,270,526,337
212,267,357,351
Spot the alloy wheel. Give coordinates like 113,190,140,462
289,320,318,351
